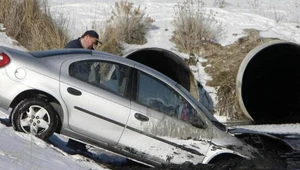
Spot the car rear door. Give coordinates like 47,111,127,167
59,58,132,145
118,69,212,164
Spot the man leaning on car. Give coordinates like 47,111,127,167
64,30,102,153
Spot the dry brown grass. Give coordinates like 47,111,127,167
94,27,124,55
95,0,154,55
171,0,225,54
0,0,69,51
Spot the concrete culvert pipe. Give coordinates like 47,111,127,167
237,41,300,124
123,47,214,113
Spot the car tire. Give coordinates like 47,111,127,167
11,98,58,140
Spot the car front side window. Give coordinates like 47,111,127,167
136,71,204,127
69,60,130,97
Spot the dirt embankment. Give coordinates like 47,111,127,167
196,29,278,120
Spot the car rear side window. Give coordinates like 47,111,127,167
136,71,202,126
69,60,130,97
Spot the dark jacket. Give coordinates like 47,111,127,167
65,38,83,48
65,38,94,50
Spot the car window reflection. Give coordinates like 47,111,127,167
69,60,130,97
137,71,204,128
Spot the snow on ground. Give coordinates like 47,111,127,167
1,0,300,169
0,25,26,51
0,111,109,170
234,123,300,135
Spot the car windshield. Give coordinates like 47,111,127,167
175,83,227,132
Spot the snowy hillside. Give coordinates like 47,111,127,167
1,0,300,169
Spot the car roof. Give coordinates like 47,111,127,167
30,48,92,58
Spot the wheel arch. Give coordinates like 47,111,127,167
9,89,63,133
206,152,245,164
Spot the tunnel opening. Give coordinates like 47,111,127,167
124,48,191,92
239,41,300,124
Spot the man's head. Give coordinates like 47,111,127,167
80,30,102,49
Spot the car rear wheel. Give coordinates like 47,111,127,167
11,98,58,140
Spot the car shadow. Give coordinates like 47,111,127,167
48,134,128,166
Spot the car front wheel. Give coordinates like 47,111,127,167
11,98,58,140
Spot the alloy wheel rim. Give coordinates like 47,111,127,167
19,105,51,136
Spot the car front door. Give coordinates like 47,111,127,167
60,58,131,145
118,70,212,164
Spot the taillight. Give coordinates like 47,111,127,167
0,52,10,67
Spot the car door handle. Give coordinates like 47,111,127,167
67,87,82,96
134,113,149,122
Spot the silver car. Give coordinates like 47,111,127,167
0,46,294,167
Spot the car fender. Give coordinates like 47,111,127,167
0,69,31,110
202,144,250,164
2,66,69,132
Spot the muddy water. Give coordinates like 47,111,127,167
108,154,300,170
